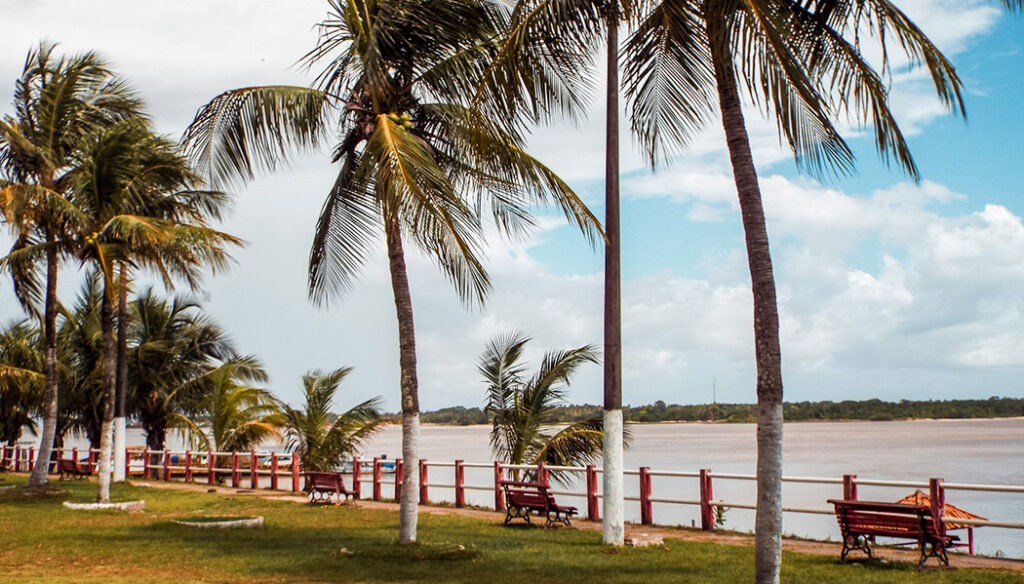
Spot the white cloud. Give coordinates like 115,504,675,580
1,0,1022,413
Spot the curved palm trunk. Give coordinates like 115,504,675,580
707,13,784,584
96,289,118,502
113,265,129,481
385,221,420,544
602,7,625,547
26,236,60,488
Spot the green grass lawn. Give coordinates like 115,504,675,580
0,475,1020,584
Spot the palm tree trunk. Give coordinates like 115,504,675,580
96,288,118,503
385,220,420,544
26,236,60,488
113,264,129,481
707,11,784,584
602,4,625,547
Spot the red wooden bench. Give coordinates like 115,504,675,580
501,480,577,528
828,499,959,567
56,458,91,480
306,471,353,505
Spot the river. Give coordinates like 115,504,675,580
56,417,1024,558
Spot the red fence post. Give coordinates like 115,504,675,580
231,451,239,487
454,459,465,508
372,458,382,501
352,456,361,499
72,447,79,464
640,467,653,525
28,446,35,472
929,477,946,542
185,450,193,483
163,450,171,481
143,448,151,479
538,462,548,486
291,452,301,493
394,458,403,502
419,459,429,503
699,469,714,530
13,446,20,472
270,453,279,490
1,445,7,470
494,461,504,511
250,451,258,489
208,450,215,485
586,464,599,520
842,474,857,500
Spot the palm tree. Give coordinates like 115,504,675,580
56,116,241,502
175,357,282,453
183,0,600,543
128,289,236,450
57,271,106,452
280,368,388,473
479,332,606,484
477,0,635,544
0,42,142,487
0,319,44,446
618,1,1014,580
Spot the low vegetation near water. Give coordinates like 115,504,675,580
0,475,1020,584
419,397,1024,425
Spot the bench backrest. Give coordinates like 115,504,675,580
57,459,78,472
828,499,943,541
307,471,346,491
501,480,552,509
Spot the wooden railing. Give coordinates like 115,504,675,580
4,444,1021,554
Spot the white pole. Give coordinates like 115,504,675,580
602,409,624,545
112,417,126,481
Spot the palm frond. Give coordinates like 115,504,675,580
181,86,332,188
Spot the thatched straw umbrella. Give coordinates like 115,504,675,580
896,490,987,554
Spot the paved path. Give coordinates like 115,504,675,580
133,480,1024,574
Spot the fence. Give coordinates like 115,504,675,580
4,444,1022,555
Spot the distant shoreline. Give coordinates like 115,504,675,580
415,397,1024,426
418,416,1024,427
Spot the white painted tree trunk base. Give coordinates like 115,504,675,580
63,500,144,512
112,417,126,481
398,412,419,544
602,409,624,546
96,419,113,503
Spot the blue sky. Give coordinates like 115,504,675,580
1,0,1023,411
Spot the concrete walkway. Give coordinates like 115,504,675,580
132,480,1024,574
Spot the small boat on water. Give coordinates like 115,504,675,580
338,458,395,474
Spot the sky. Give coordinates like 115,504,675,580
1,1,1023,412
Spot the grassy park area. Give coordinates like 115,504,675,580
0,475,1021,584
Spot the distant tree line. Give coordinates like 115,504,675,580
419,397,1024,425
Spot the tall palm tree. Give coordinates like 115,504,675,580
128,289,236,450
57,116,241,501
479,332,606,484
477,0,637,544
618,0,1021,580
280,368,388,473
0,42,142,487
183,0,600,543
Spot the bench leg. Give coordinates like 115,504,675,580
503,505,534,526
918,542,950,568
841,535,871,562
